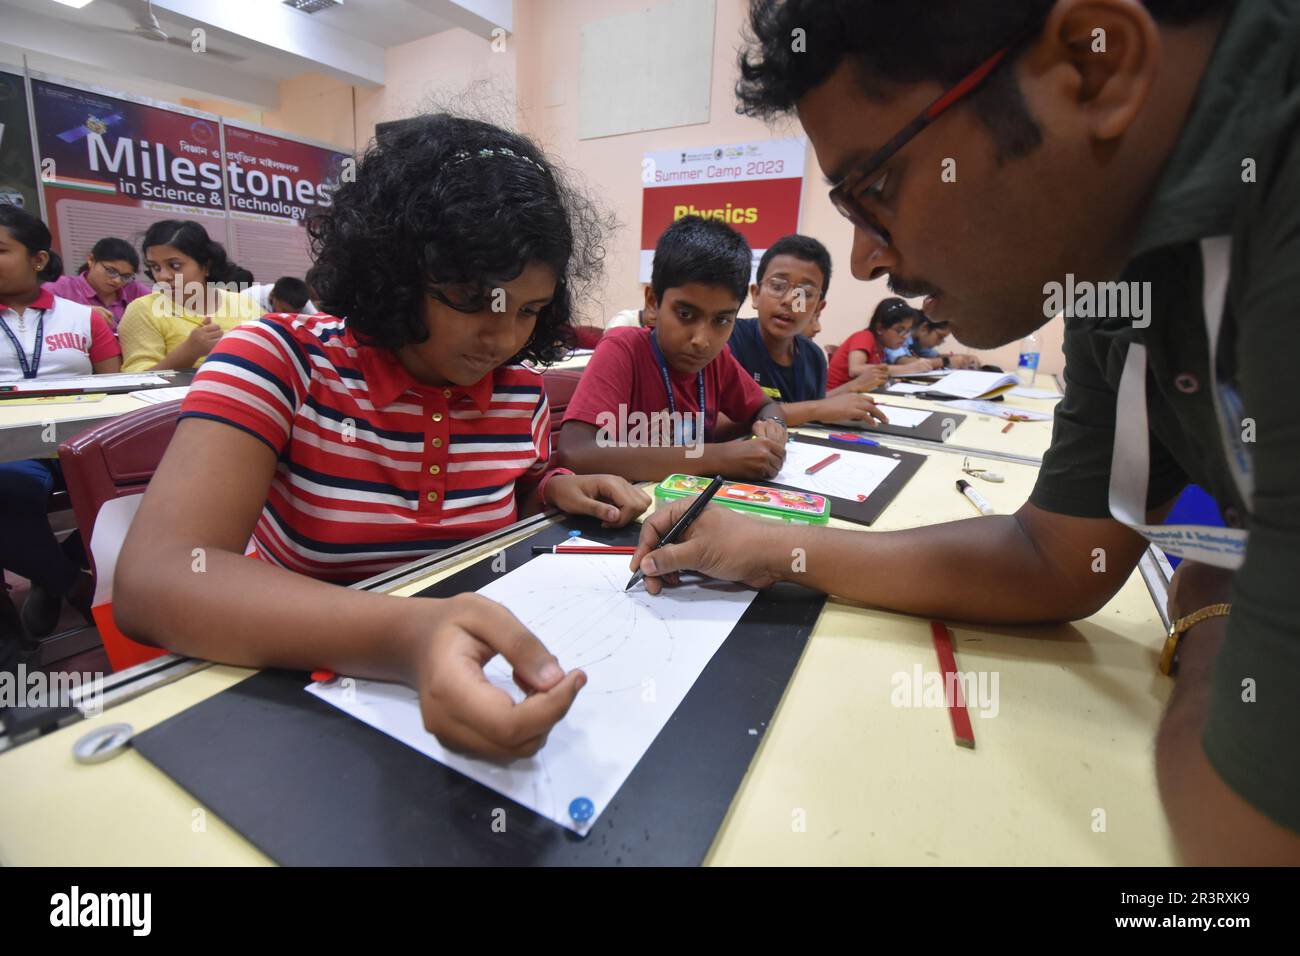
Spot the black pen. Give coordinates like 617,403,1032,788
624,474,725,591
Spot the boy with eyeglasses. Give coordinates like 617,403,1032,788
729,234,887,427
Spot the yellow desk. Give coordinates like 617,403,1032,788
870,388,1060,462
0,392,162,463
0,436,1174,866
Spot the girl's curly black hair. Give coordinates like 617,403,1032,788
307,113,607,366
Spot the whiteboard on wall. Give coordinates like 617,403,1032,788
578,0,714,140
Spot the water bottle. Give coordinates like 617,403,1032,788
1017,332,1040,386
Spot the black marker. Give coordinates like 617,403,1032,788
624,475,725,591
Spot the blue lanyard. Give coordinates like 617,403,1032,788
649,330,706,444
0,308,46,379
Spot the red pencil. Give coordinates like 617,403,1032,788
930,621,975,749
805,452,841,474
1001,421,1015,433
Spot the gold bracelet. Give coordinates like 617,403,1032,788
1159,602,1231,676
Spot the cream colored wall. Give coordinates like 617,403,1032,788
261,73,358,151
184,26,514,154
186,74,357,152
511,0,1061,375
174,2,1068,377
352,28,517,149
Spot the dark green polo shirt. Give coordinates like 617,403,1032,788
1029,0,1300,831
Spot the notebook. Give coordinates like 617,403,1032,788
920,369,1019,400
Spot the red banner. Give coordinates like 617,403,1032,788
639,138,806,281
30,76,226,272
223,124,347,283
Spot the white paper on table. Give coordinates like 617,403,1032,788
307,554,757,834
130,386,191,405
1008,387,1062,400
0,372,169,392
894,368,948,379
883,382,930,395
945,399,1053,421
872,404,933,428
924,369,1018,399
770,439,900,501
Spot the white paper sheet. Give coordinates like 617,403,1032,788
873,404,933,428
307,554,757,834
883,382,931,394
925,369,1018,399
129,386,191,405
771,439,900,501
0,372,169,392
893,368,949,380
945,399,1053,421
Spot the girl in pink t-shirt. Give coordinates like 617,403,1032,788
44,236,152,331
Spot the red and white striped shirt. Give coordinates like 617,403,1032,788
180,314,551,582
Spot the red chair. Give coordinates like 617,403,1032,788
542,369,585,453
58,400,183,671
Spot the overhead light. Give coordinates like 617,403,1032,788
282,0,344,13
48,0,95,9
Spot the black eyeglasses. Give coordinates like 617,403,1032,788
828,27,1036,247
99,263,136,283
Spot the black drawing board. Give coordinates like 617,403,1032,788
815,404,966,443
131,516,826,866
760,433,926,526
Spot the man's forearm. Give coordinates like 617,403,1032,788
1154,619,1300,863
766,513,1122,623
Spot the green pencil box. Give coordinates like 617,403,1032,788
655,474,831,525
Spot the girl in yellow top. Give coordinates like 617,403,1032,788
119,220,263,372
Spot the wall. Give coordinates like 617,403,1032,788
511,0,1063,374
193,1,1063,374
182,24,515,155
353,27,516,147
6,5,1065,375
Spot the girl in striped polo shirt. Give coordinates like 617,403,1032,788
116,115,649,759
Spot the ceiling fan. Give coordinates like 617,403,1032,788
102,0,247,63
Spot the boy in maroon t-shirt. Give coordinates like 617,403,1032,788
560,216,787,482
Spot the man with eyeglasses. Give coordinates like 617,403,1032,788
631,0,1300,864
